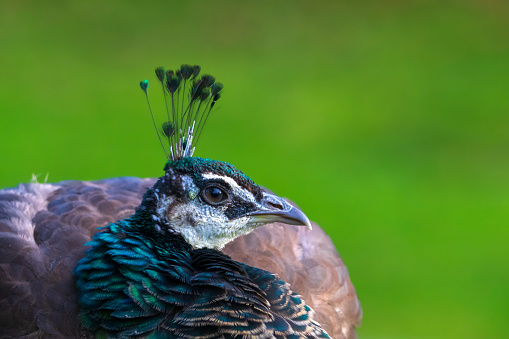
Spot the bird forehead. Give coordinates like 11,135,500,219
202,173,256,203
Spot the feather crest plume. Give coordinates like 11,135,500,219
140,64,223,161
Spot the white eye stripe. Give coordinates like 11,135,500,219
202,173,256,203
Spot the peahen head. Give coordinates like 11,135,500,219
140,156,311,250
136,64,310,250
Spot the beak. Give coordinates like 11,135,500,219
246,192,312,230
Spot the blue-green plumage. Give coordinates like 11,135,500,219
75,158,328,338
75,66,329,338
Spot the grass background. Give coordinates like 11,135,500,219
1,1,508,338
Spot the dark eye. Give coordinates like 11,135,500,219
201,186,228,205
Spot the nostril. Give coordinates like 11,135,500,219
266,201,284,210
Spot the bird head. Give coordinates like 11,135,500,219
137,65,311,249
139,157,311,250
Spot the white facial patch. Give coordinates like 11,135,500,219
154,172,263,249
166,199,255,250
156,173,260,250
202,173,256,203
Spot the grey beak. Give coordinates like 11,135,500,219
247,192,312,230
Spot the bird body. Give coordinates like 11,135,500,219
0,65,362,338
75,157,331,338
0,177,361,338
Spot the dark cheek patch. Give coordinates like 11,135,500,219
184,213,198,227
224,196,257,220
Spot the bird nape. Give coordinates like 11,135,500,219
0,64,361,339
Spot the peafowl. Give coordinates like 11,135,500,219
0,65,362,338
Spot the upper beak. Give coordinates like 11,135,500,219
246,192,312,230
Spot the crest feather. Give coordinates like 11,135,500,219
140,64,223,161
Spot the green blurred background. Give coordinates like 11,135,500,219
1,1,508,338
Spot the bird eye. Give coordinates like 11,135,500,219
201,186,228,205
